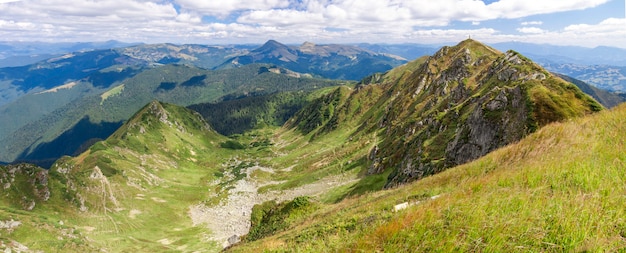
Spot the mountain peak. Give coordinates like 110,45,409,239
251,39,298,62
434,38,501,60
297,39,602,187
113,100,212,138
300,41,316,49
255,40,290,52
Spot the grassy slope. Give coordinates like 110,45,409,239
229,102,626,252
0,101,235,252
54,101,232,252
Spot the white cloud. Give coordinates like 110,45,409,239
406,28,499,43
521,21,543,26
564,18,626,33
0,0,622,48
517,27,545,34
494,18,626,48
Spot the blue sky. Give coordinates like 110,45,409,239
0,0,624,48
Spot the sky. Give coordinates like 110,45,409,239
0,0,624,48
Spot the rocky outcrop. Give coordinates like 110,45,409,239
356,39,601,187
0,163,50,210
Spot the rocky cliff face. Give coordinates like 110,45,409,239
368,40,601,187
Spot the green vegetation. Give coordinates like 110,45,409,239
99,84,124,104
220,140,247,150
0,39,613,252
556,73,626,108
246,196,316,242
189,86,345,136
228,98,626,253
1,63,344,165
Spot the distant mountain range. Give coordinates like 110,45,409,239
0,40,141,67
215,40,406,80
491,42,626,66
541,63,626,92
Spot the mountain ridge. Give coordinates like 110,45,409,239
287,39,602,187
0,39,612,252
216,40,406,80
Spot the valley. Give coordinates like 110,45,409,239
0,39,624,252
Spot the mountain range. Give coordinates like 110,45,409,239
1,39,406,166
215,40,406,80
1,39,617,252
0,40,140,68
1,39,624,169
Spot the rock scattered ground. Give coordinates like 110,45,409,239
189,164,358,248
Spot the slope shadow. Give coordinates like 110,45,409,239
15,116,123,168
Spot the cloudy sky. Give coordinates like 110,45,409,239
0,0,624,48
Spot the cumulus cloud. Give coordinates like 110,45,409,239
564,18,626,33
0,0,621,48
502,18,626,47
521,21,543,26
517,27,546,34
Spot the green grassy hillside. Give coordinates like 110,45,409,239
0,39,612,252
2,101,233,252
289,39,602,188
1,64,345,165
188,86,345,136
228,96,626,252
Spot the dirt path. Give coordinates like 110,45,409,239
188,165,358,248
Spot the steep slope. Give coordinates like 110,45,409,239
1,101,230,252
216,40,406,80
1,64,344,165
0,165,97,252
289,39,602,187
188,86,341,136
228,102,626,252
